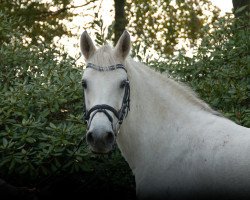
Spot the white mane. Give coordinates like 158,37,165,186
88,44,117,66
128,58,219,115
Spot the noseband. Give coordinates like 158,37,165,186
83,63,130,135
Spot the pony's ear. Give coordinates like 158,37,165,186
80,31,96,60
115,30,131,60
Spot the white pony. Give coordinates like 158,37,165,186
80,30,250,200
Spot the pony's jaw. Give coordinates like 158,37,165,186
86,114,115,154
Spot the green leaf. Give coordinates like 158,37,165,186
21,149,26,154
49,122,57,129
235,5,248,14
26,137,36,143
2,138,8,147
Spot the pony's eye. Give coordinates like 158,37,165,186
82,80,87,89
120,80,128,89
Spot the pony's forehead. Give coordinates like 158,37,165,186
82,44,127,80
87,44,122,66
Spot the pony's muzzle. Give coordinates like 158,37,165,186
86,129,115,154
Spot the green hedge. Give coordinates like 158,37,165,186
0,13,89,183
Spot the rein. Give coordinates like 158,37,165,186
83,63,130,135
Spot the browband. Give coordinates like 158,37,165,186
86,63,127,72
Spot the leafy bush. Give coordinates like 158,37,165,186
149,14,250,127
0,13,88,184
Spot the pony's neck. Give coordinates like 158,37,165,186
116,58,214,172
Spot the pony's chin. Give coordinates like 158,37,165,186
90,147,113,155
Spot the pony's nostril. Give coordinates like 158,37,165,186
86,131,94,144
105,131,115,144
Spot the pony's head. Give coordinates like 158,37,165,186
80,30,131,154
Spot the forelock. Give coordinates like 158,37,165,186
89,44,117,67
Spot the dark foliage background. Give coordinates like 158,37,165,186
0,0,249,199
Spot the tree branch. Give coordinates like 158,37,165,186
38,0,96,18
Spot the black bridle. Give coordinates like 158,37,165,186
83,63,130,134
